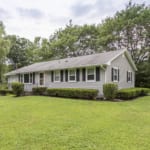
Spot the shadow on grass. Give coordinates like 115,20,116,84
2,94,149,103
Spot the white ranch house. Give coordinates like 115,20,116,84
6,50,137,95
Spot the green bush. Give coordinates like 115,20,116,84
32,87,47,95
139,88,150,96
103,83,118,100
11,82,24,96
0,84,7,90
117,88,150,100
0,89,12,96
46,88,98,99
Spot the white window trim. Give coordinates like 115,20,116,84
86,67,96,82
23,73,33,84
54,70,60,82
68,69,76,82
127,71,132,83
38,72,45,86
112,67,119,82
20,74,24,83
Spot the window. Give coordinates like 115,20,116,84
54,70,60,82
22,73,34,84
39,73,44,85
69,69,76,81
112,68,119,82
127,71,132,82
20,74,23,83
24,74,29,83
87,68,95,81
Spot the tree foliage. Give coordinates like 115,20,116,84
32,37,53,62
49,23,101,58
135,59,150,88
7,35,34,69
0,22,10,83
98,2,150,63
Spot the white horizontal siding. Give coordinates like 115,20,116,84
22,68,105,95
7,67,106,96
106,53,135,89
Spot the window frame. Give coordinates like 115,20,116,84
39,72,45,86
86,67,95,82
20,74,23,83
54,70,60,82
68,69,76,82
19,73,34,84
127,71,132,82
112,67,119,82
24,73,30,84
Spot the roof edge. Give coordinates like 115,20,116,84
106,49,137,71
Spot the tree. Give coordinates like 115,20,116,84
7,35,34,69
98,1,150,63
31,37,53,62
49,23,100,58
0,21,10,83
135,58,150,88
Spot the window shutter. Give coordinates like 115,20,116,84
18,74,20,82
65,70,68,82
96,67,100,81
76,69,80,82
111,68,114,81
33,72,35,84
60,70,63,82
82,68,86,81
131,72,132,82
51,71,54,82
127,71,128,82
118,69,120,81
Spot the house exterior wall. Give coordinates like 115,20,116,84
7,75,19,89
44,68,105,95
105,53,135,89
8,75,18,83
7,67,105,95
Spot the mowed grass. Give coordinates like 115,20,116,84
0,96,150,150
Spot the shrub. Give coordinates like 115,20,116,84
138,88,150,96
11,82,24,96
46,88,98,99
0,89,12,96
103,83,118,100
117,88,150,100
32,87,47,95
0,84,7,90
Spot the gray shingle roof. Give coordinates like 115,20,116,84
5,50,126,76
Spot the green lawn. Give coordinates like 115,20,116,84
0,96,150,150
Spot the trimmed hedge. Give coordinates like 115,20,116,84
0,89,12,96
46,88,98,99
117,88,150,100
11,82,24,96
103,83,118,100
32,87,47,95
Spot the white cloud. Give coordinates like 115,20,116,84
0,0,149,40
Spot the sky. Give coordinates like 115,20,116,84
0,0,149,41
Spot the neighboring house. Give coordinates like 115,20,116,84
5,50,137,95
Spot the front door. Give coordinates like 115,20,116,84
39,73,44,86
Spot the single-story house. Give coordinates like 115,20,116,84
5,49,137,95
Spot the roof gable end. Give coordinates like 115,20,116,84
106,49,137,71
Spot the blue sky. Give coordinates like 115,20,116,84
0,0,149,40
